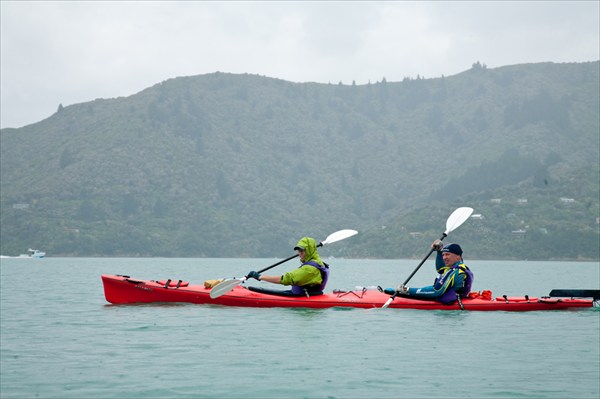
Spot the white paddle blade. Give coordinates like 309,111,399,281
444,207,474,235
381,297,394,309
209,278,245,299
321,229,358,245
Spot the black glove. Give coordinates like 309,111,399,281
247,271,261,280
432,239,444,252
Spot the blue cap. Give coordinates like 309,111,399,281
442,243,463,256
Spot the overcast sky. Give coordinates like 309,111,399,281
1,1,598,129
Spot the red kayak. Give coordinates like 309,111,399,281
101,274,598,311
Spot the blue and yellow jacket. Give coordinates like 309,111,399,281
407,251,473,304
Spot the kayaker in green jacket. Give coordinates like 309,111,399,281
247,237,330,295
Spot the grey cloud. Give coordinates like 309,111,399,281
1,1,598,128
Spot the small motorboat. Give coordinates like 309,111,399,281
0,249,46,259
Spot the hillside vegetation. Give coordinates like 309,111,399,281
1,61,598,260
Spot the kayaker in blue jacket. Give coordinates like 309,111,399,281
394,241,473,304
247,237,329,295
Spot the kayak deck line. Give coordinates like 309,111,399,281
101,275,598,311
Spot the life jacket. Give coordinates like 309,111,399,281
290,261,330,295
436,262,474,304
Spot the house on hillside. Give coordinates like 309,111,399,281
511,229,527,238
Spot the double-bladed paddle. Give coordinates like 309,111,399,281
382,207,474,309
549,289,600,301
209,229,358,299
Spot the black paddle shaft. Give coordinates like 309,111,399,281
550,289,600,300
256,254,299,274
255,242,324,275
402,233,448,286
385,233,448,305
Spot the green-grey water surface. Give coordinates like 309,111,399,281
1,258,599,398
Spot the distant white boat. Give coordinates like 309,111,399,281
0,249,46,259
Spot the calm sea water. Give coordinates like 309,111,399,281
1,257,599,399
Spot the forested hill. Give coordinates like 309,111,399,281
1,61,598,260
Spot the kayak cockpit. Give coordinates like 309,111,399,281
248,286,323,297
